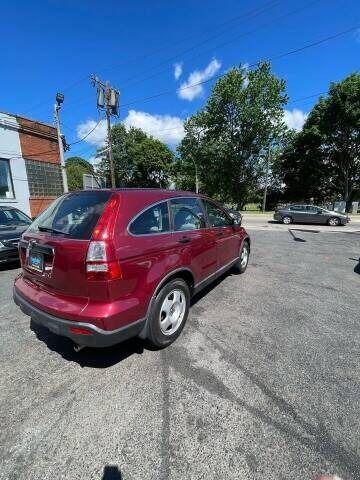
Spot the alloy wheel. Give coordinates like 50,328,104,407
159,289,186,336
240,245,249,268
329,217,339,226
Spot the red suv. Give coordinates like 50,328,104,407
14,189,250,349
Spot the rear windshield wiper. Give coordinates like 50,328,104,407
38,226,71,236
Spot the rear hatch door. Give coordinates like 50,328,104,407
21,190,112,298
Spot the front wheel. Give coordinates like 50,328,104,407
233,241,250,274
146,278,190,348
328,217,340,226
282,216,292,225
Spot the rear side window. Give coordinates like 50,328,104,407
204,200,233,227
289,205,305,211
28,191,112,239
129,202,170,235
170,197,205,231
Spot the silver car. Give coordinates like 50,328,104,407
274,204,349,226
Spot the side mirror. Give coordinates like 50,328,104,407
317,209,322,214
231,214,242,226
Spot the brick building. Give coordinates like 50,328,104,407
0,111,64,217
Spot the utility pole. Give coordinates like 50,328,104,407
262,146,271,213
91,75,119,188
54,92,68,193
191,128,203,194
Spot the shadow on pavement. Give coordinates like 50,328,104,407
348,257,360,274
288,228,321,242
101,465,122,479
288,229,306,242
29,264,241,366
291,228,320,233
191,270,234,307
30,319,144,368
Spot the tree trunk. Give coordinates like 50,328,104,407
344,167,349,202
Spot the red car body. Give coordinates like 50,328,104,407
13,189,250,348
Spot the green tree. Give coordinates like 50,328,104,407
97,124,174,188
65,156,94,191
278,72,360,204
176,62,288,208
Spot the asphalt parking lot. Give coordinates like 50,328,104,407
1,222,360,480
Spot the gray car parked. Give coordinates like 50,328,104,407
274,204,349,226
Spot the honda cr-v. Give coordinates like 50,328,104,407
14,189,250,349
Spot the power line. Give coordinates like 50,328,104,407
103,0,282,78
287,91,327,105
120,0,320,91
60,0,322,112
51,0,284,113
0,89,335,161
120,24,359,109
68,117,104,146
64,0,320,113
117,0,283,87
19,0,282,117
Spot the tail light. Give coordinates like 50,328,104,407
86,194,122,281
86,241,122,281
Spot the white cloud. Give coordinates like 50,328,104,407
283,109,308,131
178,58,221,101
123,110,184,145
76,119,107,147
174,62,183,80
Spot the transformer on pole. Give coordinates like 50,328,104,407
91,75,119,188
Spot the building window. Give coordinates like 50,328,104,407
25,159,63,197
0,159,14,199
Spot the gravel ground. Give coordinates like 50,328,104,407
1,227,359,480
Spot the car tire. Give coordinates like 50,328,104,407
233,240,250,274
146,278,190,348
282,216,292,225
327,217,340,226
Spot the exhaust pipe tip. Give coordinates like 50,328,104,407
73,344,85,353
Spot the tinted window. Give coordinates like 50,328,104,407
170,197,205,231
28,191,112,239
0,209,31,227
129,202,170,235
204,201,233,227
289,205,305,211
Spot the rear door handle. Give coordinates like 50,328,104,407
178,236,191,244
216,231,224,237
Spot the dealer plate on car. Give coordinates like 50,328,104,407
28,252,44,272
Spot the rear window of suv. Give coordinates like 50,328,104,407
28,191,112,239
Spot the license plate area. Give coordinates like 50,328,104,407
25,242,55,276
28,252,44,272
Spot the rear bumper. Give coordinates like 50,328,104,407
13,288,145,348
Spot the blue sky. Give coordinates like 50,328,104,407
1,0,359,160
